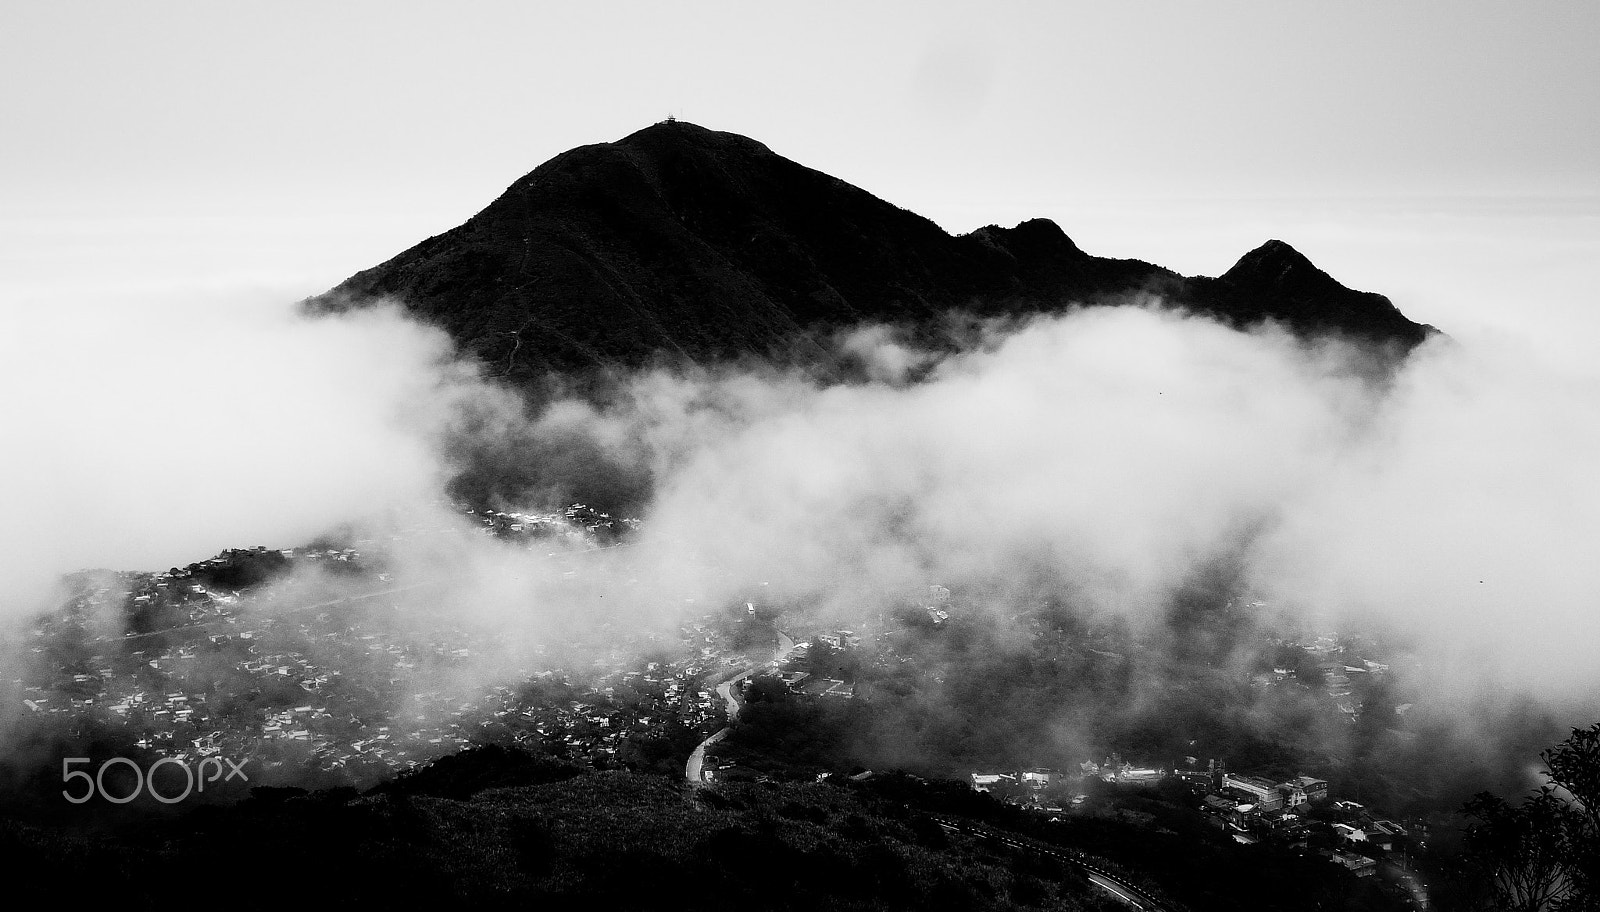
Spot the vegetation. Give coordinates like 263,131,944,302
1,749,1130,911
1443,723,1599,911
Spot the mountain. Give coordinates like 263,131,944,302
305,121,1433,381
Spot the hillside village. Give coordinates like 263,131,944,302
5,507,737,790
967,759,1418,881
5,507,1434,907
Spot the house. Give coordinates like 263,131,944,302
1223,773,1284,811
1021,768,1054,788
1118,768,1163,786
1289,775,1329,803
1369,818,1407,838
1279,782,1308,807
1202,794,1241,820
1366,819,1407,851
970,772,1018,792
1322,849,1376,877
1333,823,1367,844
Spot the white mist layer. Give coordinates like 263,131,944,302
6,279,1599,713
1255,334,1600,696
560,308,1600,705
0,297,473,619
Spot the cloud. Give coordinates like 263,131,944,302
0,295,476,621
1253,333,1600,695
6,252,1597,792
632,310,1346,614
535,303,1600,706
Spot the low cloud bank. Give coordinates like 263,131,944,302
0,297,480,620
5,280,1598,790
544,308,1600,705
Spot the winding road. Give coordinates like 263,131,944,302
931,816,1176,912
679,633,1174,910
684,631,802,784
684,667,756,782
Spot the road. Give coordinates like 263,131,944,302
677,636,1174,909
684,630,802,783
1087,872,1153,909
717,669,754,721
684,728,728,782
932,816,1176,912
683,667,754,784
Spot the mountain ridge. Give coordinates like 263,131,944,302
306,120,1434,380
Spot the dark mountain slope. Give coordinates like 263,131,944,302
4,765,1127,911
4,749,1406,912
307,121,1431,380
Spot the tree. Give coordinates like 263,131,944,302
1462,789,1581,911
1460,722,1600,912
1544,723,1600,911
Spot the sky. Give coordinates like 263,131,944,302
3,1,1596,306
2,2,1599,698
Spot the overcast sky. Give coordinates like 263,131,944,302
3,1,1596,320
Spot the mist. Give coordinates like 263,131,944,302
0,296,480,621
4,214,1598,814
519,305,1596,708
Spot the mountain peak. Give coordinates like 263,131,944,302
616,118,777,157
1221,239,1325,286
308,125,1433,376
1199,238,1432,346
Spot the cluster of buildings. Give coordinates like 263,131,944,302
1201,775,1414,880
965,766,1081,814
8,511,749,790
966,757,1194,809
17,519,1424,904
1213,771,1330,814
1250,637,1395,722
751,634,861,700
1083,756,1166,787
962,754,1414,887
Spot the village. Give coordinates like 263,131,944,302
967,759,1416,877
12,578,743,787
7,508,1432,906
5,507,740,789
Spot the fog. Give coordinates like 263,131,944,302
0,297,473,618
3,213,1598,803
530,303,1600,705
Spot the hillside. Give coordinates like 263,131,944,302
5,755,1128,912
5,744,1419,911
306,121,1433,381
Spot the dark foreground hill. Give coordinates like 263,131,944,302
5,747,1407,912
306,121,1432,382
7,760,1121,911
